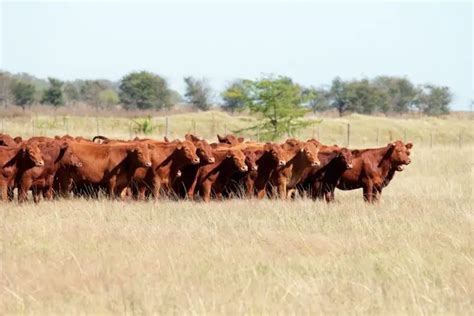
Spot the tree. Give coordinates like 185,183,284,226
80,80,108,109
344,79,388,114
373,76,417,113
328,77,349,116
63,82,80,104
416,85,451,116
221,80,248,113
41,78,64,106
237,76,312,140
303,87,330,113
99,89,119,107
119,71,172,110
11,80,36,109
184,77,212,111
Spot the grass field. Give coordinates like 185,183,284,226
1,109,473,146
1,145,473,314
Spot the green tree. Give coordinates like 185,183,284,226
344,79,388,114
99,89,119,107
184,77,212,111
41,78,64,106
328,77,349,116
373,76,417,113
63,82,80,104
80,80,108,108
0,71,13,107
238,76,312,140
11,80,36,109
416,85,451,116
221,80,248,113
303,87,330,113
119,71,171,110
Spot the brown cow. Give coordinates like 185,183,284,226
0,142,44,201
131,140,200,199
223,147,261,198
17,140,82,203
0,133,17,147
190,148,248,202
337,141,413,202
56,141,152,199
217,134,245,146
269,139,321,199
301,146,353,202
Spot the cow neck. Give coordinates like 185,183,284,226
317,151,339,168
281,143,302,165
156,146,191,179
375,146,395,178
1,146,22,168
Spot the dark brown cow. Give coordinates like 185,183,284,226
189,148,248,202
55,141,152,199
131,140,200,199
269,139,321,199
0,142,44,200
337,141,413,202
301,146,353,202
223,147,261,198
17,140,82,203
184,134,215,164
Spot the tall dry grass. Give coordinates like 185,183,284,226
1,146,473,314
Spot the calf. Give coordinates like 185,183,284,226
337,141,413,202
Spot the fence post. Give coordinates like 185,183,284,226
192,120,196,135
165,117,169,138
224,124,227,135
404,130,407,143
317,124,321,141
376,128,380,146
96,117,99,135
430,132,433,148
1,118,3,133
346,123,350,147
32,118,35,136
64,116,69,134
129,123,132,139
257,126,260,142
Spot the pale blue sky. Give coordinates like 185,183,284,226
1,1,472,109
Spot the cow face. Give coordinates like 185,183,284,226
226,149,248,172
389,141,412,171
339,148,353,169
301,142,321,167
196,140,215,164
23,142,44,167
243,149,258,172
177,141,200,165
264,143,286,167
129,144,152,168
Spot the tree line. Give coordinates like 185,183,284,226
0,70,452,118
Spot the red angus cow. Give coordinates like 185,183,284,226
0,142,44,201
337,141,413,202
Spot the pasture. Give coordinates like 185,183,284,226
2,140,473,314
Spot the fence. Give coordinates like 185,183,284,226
0,116,472,148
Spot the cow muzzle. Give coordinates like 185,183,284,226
311,161,321,167
208,157,215,163
145,161,152,167
252,165,258,171
279,160,286,167
240,165,248,172
176,170,182,177
347,163,353,169
74,162,83,168
397,165,405,171
193,157,201,164
36,160,45,167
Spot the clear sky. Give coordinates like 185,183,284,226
1,1,472,110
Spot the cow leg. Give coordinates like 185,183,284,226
18,178,33,203
108,177,117,200
33,187,42,204
7,187,14,201
201,181,212,202
245,178,254,199
278,180,287,200
373,186,382,202
0,184,8,201
363,180,374,203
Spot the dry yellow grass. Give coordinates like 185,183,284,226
1,145,473,314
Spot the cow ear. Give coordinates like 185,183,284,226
185,134,192,141
237,137,244,143
406,143,413,149
60,142,69,150
264,143,272,152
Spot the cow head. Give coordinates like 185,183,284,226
301,141,321,167
59,142,82,168
338,148,353,169
176,140,200,165
243,149,258,172
22,141,44,167
128,143,152,167
185,134,215,164
217,134,244,145
226,149,248,172
264,143,286,167
388,141,413,171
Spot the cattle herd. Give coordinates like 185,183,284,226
0,132,413,204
